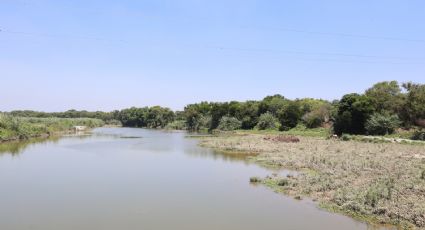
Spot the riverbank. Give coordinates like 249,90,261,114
0,114,104,143
199,131,425,229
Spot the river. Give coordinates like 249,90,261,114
0,128,388,230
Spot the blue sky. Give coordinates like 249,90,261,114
1,0,424,111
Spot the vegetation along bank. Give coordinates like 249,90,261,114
0,114,104,142
199,132,425,229
4,80,425,140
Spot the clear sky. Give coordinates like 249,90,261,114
1,0,424,111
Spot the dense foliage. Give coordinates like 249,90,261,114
411,130,425,141
333,94,374,135
117,106,174,128
255,112,280,130
2,80,424,139
217,116,242,131
333,81,424,136
9,109,119,123
365,113,401,135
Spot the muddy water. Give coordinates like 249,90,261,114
0,128,388,230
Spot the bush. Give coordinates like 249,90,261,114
0,114,104,141
364,179,394,208
217,116,242,131
365,113,401,135
302,112,323,128
198,115,212,130
277,102,302,131
250,177,262,183
255,112,280,130
334,94,374,135
104,119,122,126
302,104,331,128
165,120,186,130
277,178,289,186
411,130,425,141
341,134,352,141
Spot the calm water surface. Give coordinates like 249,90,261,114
0,128,387,230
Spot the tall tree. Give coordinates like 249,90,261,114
365,81,404,114
403,82,425,127
334,94,375,135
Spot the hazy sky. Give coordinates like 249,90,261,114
1,0,424,111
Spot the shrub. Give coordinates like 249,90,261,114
255,112,280,130
277,178,289,186
104,119,122,126
277,102,302,131
411,130,425,141
364,179,394,208
199,115,212,130
341,134,351,141
334,94,374,135
0,114,104,141
302,112,323,128
365,113,401,135
0,113,20,131
302,104,331,128
165,120,186,130
217,116,242,131
421,170,425,180
250,177,262,183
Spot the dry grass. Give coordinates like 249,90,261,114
200,133,425,229
263,135,300,143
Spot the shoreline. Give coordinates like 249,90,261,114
198,131,425,229
0,126,109,144
0,131,66,144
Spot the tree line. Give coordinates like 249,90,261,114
5,81,424,138
8,109,119,123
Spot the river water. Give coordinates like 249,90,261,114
0,128,387,230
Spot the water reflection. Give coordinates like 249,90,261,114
0,137,60,156
185,146,255,162
0,134,92,156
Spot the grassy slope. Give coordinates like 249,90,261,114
199,131,425,229
0,114,104,142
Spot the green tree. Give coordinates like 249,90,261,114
334,94,374,135
365,113,401,135
145,106,174,128
259,94,288,115
210,103,230,130
365,81,404,116
118,107,148,127
277,102,302,131
402,82,425,127
238,101,260,129
217,116,242,131
184,106,200,131
302,104,332,128
297,98,330,114
256,112,280,130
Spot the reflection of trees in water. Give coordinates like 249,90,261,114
0,137,60,156
0,134,92,156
